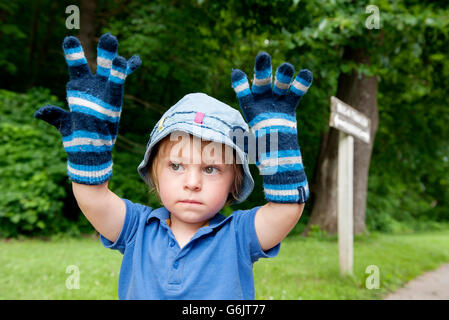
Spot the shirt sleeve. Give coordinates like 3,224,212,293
99,198,151,255
233,206,281,264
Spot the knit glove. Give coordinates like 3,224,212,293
231,52,312,203
34,33,141,185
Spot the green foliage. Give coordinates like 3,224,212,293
0,2,27,75
366,2,449,231
367,174,449,233
0,0,79,95
0,88,71,237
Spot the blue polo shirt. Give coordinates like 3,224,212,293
100,198,280,300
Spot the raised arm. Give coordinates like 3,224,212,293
72,181,125,242
34,33,141,242
231,52,313,251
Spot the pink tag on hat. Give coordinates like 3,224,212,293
194,112,205,124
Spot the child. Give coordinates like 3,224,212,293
34,33,313,300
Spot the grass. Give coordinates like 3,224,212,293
1,230,449,300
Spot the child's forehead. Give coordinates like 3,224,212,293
159,134,234,164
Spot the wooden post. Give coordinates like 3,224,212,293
330,96,371,276
338,131,354,275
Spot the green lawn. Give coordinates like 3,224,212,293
1,230,449,300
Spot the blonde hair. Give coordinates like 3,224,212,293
146,133,244,206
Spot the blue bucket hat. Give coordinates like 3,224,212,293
137,92,254,204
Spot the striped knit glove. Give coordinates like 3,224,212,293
231,52,312,203
34,33,141,185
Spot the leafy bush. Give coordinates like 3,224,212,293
366,173,449,233
0,88,73,237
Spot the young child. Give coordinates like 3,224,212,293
34,33,313,300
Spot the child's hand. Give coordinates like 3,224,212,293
34,33,141,185
231,52,312,127
231,52,312,203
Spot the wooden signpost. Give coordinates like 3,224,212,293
329,96,371,275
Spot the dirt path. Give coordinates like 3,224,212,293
384,263,449,300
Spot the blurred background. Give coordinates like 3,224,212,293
0,0,448,240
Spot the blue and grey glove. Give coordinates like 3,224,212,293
34,33,141,185
231,52,312,203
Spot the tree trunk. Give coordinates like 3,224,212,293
79,0,97,73
303,46,379,236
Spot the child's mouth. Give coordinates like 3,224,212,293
179,200,202,205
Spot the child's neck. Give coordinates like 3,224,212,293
168,215,209,249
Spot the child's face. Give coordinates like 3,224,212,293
156,134,235,226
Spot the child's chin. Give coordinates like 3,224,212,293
174,209,215,223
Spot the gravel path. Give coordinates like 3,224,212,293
384,263,449,300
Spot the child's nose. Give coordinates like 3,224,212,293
183,167,202,191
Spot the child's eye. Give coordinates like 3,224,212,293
204,166,219,174
170,162,183,171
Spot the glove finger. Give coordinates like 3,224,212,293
96,33,118,78
252,52,272,97
286,69,313,107
273,62,295,98
107,55,127,108
108,55,127,85
231,68,254,109
63,36,92,81
34,105,71,134
126,55,142,76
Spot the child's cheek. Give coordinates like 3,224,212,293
158,169,177,196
